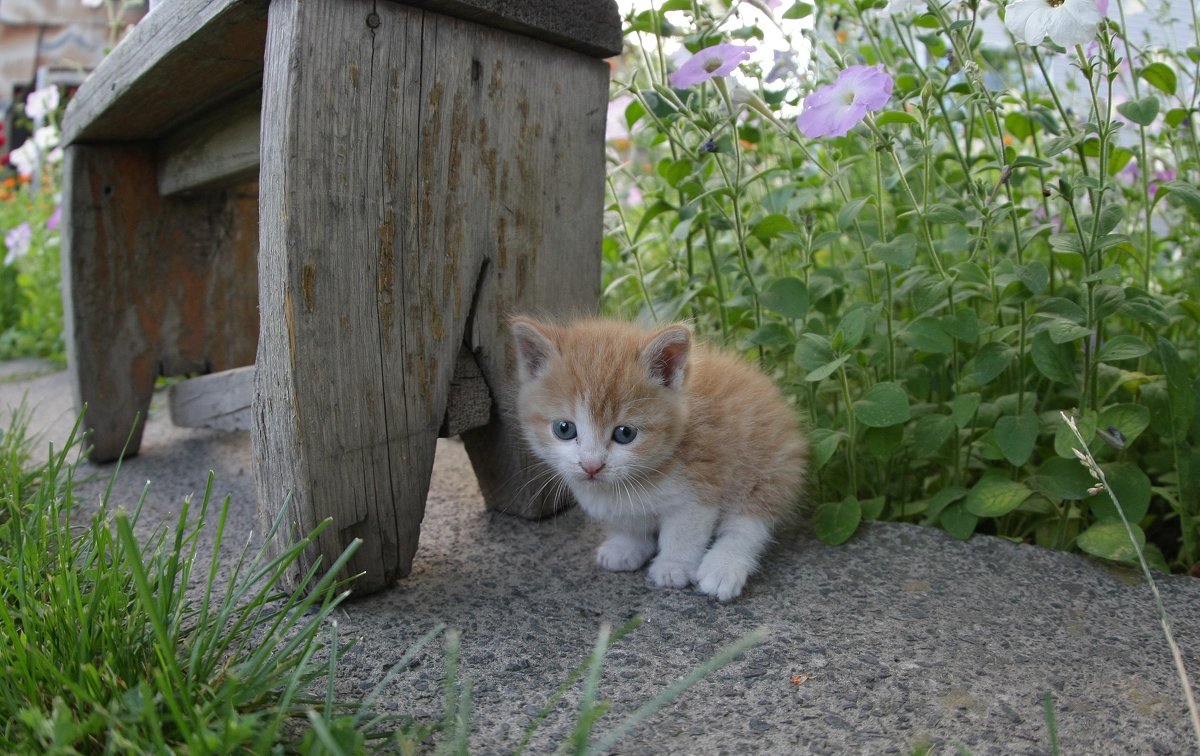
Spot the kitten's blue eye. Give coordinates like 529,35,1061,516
552,420,577,440
612,426,638,444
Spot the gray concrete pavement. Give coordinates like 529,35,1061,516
3,359,1198,754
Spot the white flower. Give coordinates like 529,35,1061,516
1004,0,1102,47
24,85,60,121
32,125,60,152
9,140,39,178
81,0,105,7
8,127,61,178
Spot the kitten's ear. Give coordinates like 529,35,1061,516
641,324,691,389
511,317,558,382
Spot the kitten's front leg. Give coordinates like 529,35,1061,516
648,503,719,589
595,516,657,572
696,514,773,601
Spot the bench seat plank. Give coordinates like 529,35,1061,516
62,0,268,145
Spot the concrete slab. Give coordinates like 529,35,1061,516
2,361,1198,754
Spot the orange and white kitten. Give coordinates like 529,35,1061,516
511,317,808,601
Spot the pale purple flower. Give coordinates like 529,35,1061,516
4,222,32,266
669,43,757,89
47,205,62,231
1150,168,1175,196
796,65,894,138
1004,0,1102,47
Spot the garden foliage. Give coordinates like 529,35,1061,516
604,0,1200,571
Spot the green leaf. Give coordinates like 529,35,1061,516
1097,403,1150,448
1015,262,1049,295
837,196,871,231
1116,96,1160,126
923,486,967,523
965,473,1033,517
1166,108,1190,129
1027,457,1095,501
747,323,795,347
761,277,809,320
939,502,978,540
1163,180,1200,220
875,111,920,128
1088,462,1151,523
1011,155,1051,169
942,308,981,343
871,234,918,268
624,99,646,130
1092,203,1124,236
951,393,981,428
793,333,835,370
860,496,886,520
804,355,850,382
751,213,796,244
923,203,964,224
854,382,912,428
995,414,1039,466
632,199,675,242
813,497,861,545
1096,335,1151,363
1044,318,1093,345
899,317,954,354
1158,337,1196,441
1138,62,1177,96
783,1,813,19
971,342,1012,386
912,413,956,455
836,306,874,349
1043,133,1085,157
1076,521,1145,564
807,428,842,472
1005,112,1033,140
1082,264,1124,284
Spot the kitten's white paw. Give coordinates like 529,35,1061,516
696,553,750,602
647,557,696,589
596,535,655,572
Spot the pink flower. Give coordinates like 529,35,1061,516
796,65,894,138
46,205,61,231
669,43,757,89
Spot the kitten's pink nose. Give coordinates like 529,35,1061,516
580,462,606,478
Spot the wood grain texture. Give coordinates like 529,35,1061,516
158,90,263,196
253,0,604,594
61,0,268,145
168,365,255,431
168,354,491,435
397,0,622,57
62,144,258,461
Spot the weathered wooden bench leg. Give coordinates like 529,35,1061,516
252,0,608,593
62,145,258,462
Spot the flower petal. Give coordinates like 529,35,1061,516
1004,0,1050,45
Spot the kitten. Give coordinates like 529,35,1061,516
511,317,808,601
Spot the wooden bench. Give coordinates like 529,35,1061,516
60,0,621,594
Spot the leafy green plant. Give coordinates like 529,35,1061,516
603,0,1200,572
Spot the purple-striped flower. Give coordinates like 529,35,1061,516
669,43,757,89
796,65,894,138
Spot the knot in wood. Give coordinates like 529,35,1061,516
366,11,380,28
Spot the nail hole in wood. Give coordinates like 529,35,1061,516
471,59,482,82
